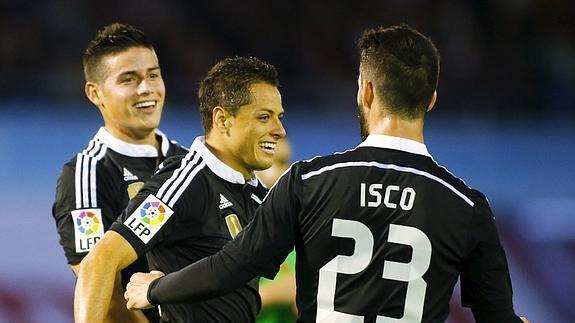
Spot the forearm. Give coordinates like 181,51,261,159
260,274,296,307
149,250,256,305
73,263,147,323
74,231,138,322
75,250,119,322
107,273,149,323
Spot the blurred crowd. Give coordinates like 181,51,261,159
0,0,573,118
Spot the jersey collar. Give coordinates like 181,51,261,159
358,134,431,157
95,127,170,157
190,137,258,186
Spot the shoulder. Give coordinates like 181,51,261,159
57,139,114,180
292,147,365,179
152,152,212,204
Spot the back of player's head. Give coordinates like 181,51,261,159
358,24,440,119
198,56,279,133
83,23,154,83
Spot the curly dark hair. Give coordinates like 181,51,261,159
358,24,440,119
83,23,154,83
198,56,279,133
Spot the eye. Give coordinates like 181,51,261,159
259,115,270,122
119,76,135,84
149,72,160,79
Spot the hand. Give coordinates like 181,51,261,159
125,270,165,310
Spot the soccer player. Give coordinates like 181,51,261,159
74,56,286,322
125,25,529,322
52,23,187,322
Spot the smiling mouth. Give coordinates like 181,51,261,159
133,100,157,109
259,142,277,154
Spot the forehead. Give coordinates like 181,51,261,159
241,82,283,113
100,47,159,78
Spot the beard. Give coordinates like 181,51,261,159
357,103,369,141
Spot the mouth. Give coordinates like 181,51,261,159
258,141,277,155
133,100,157,112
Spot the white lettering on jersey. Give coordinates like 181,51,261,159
72,208,104,253
123,168,139,181
124,194,174,244
360,183,416,211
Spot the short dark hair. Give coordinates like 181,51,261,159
358,24,440,119
198,56,279,133
83,23,154,83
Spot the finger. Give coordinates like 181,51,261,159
130,272,147,281
150,270,165,276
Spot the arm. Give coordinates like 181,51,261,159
259,251,297,308
75,231,138,323
71,264,149,323
126,166,302,308
460,199,524,323
259,272,296,307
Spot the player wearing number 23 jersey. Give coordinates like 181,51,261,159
146,135,521,322
131,25,524,322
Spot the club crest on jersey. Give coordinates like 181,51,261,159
225,214,243,238
123,168,138,181
124,194,174,244
219,194,233,209
127,182,145,199
72,209,104,253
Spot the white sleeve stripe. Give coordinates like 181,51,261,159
168,160,206,208
75,154,83,209
90,145,108,207
81,154,91,208
157,152,201,202
301,161,474,207
161,155,202,203
156,151,196,198
74,140,106,209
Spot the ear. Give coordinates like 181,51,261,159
85,82,102,107
361,79,374,109
213,106,232,133
427,91,437,112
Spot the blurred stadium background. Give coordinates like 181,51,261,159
0,1,574,322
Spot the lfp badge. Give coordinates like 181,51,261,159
72,209,104,253
124,194,174,244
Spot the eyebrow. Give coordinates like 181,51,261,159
256,108,283,114
117,67,161,77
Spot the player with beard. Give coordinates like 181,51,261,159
125,25,528,323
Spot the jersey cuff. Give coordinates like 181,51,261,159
109,222,147,257
147,277,161,306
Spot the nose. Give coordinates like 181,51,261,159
137,79,153,96
271,117,287,140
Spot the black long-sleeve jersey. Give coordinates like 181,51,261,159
149,134,522,323
53,127,187,264
110,137,267,323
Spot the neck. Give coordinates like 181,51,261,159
105,126,159,148
204,134,253,180
369,115,425,143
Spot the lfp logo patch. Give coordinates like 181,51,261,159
71,209,104,253
124,194,174,244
